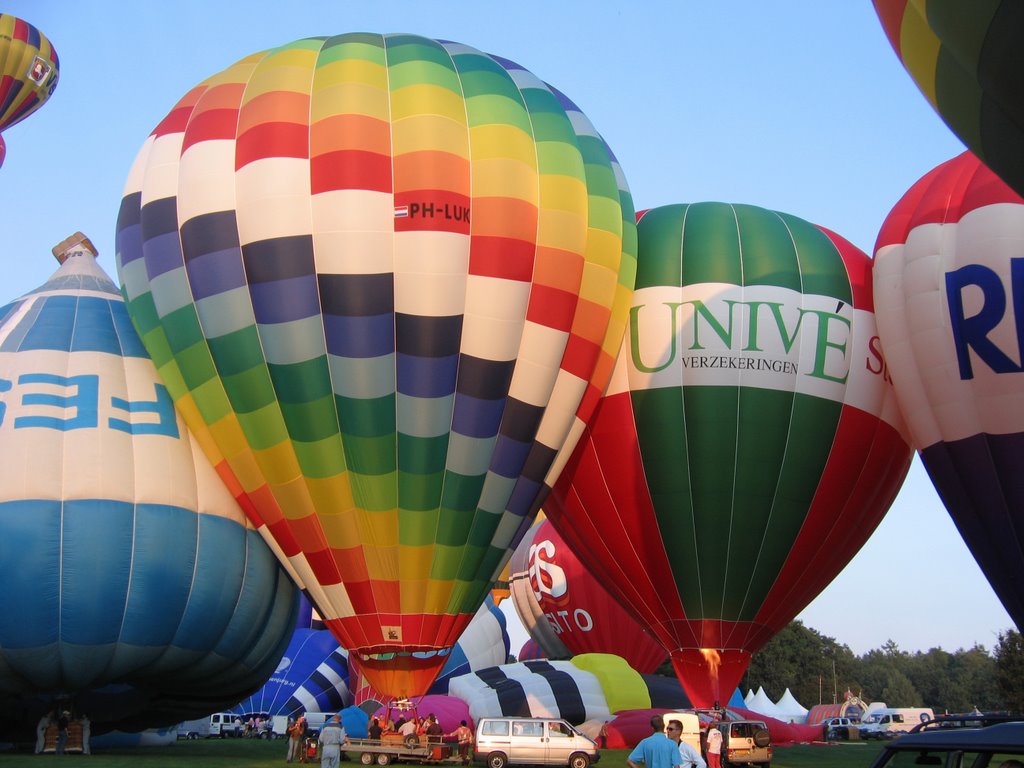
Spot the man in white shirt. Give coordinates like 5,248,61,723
666,720,705,768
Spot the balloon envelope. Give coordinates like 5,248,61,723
546,203,912,707
873,2,1024,197
0,14,59,135
115,33,636,699
874,150,1024,630
509,519,666,672
0,251,298,730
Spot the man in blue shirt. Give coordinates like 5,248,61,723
627,715,682,768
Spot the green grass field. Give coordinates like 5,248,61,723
0,740,888,767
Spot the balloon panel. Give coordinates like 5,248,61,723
0,14,59,134
116,32,635,698
547,203,912,706
874,150,1024,629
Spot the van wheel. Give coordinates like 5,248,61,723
377,754,391,766
569,753,590,768
753,728,771,748
360,753,374,765
487,752,508,768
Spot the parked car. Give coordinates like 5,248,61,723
474,717,600,768
909,711,1024,733
868,721,1024,767
822,716,859,741
714,719,771,767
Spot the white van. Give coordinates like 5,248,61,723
859,708,934,739
209,712,242,737
475,717,600,768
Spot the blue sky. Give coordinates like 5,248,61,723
0,1,1009,658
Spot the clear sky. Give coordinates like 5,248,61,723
0,1,1011,657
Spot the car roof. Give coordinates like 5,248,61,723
885,722,1024,751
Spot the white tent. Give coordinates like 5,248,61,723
746,687,785,719
774,688,809,723
744,689,756,708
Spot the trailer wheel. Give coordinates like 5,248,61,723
361,753,374,765
404,734,420,748
487,752,508,768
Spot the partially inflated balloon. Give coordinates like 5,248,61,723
0,248,297,730
509,518,666,672
0,14,58,134
115,33,636,699
874,150,1024,630
873,1,1024,196
546,203,912,707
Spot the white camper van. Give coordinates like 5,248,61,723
859,708,934,739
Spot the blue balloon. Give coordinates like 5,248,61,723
0,247,297,732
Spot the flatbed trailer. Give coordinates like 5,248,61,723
347,735,463,765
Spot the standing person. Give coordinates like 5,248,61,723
296,714,309,763
287,717,302,763
56,710,69,755
626,715,682,768
319,713,346,768
425,714,443,742
81,713,91,755
598,722,609,749
35,711,51,754
666,720,705,768
449,720,473,765
705,724,723,768
368,717,383,741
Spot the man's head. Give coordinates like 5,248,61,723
666,720,683,741
650,715,665,733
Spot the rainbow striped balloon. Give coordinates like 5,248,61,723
115,33,636,698
0,14,59,134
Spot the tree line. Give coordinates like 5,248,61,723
738,621,1024,714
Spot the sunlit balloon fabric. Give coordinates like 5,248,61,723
874,150,1024,631
115,32,636,700
0,250,297,726
0,13,58,134
545,203,913,708
873,1,1024,196
509,518,666,672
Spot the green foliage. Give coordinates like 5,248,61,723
995,629,1024,711
747,623,1007,712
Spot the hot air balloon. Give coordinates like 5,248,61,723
545,203,913,708
874,150,1024,630
509,518,666,672
114,33,636,700
229,628,352,719
0,236,298,733
873,2,1024,196
0,13,59,161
